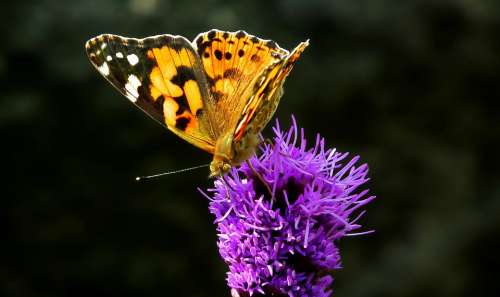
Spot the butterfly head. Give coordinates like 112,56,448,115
209,157,232,178
209,133,235,177
209,131,261,177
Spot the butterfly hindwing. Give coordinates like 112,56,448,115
234,40,309,141
85,34,216,153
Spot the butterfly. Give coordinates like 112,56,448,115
85,29,308,177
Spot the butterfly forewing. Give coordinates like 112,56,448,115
85,34,216,153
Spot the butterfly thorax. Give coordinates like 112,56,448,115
209,131,260,177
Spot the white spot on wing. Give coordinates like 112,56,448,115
116,52,124,58
125,74,141,102
126,94,137,103
106,55,112,62
127,54,139,66
101,43,107,50
97,62,110,76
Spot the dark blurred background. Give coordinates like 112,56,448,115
3,0,500,296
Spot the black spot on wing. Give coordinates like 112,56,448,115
223,68,242,79
173,94,190,115
88,52,99,65
238,49,245,57
213,91,224,102
196,108,204,117
142,36,158,48
207,30,217,39
214,50,223,60
170,37,190,51
205,74,216,87
222,32,229,39
175,117,190,131
235,31,246,39
171,66,196,88
195,35,204,47
198,41,211,56
143,34,185,51
224,52,232,60
265,40,278,50
136,85,165,119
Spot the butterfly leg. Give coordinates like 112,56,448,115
261,135,292,160
262,137,275,149
219,173,234,200
246,160,273,199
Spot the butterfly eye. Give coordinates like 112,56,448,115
223,163,232,173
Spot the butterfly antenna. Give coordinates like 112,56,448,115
135,164,209,181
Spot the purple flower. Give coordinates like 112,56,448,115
200,117,375,297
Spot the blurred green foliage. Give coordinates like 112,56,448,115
2,0,499,296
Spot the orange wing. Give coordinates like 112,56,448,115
233,40,309,141
86,31,308,157
193,30,290,136
85,34,216,153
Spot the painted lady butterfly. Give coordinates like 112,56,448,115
85,29,308,177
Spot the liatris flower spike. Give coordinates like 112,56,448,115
200,116,375,297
